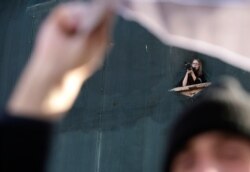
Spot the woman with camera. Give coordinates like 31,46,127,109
182,59,206,87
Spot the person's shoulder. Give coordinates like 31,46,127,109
200,72,208,82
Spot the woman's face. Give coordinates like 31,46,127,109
192,60,200,70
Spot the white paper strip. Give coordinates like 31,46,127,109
91,0,250,71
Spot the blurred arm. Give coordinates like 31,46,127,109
7,2,112,121
0,2,112,172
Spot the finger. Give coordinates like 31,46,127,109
48,3,86,36
57,5,83,35
79,13,114,78
54,2,113,35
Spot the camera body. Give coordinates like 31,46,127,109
185,63,193,70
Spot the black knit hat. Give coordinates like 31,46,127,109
164,77,250,172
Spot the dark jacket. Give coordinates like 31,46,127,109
0,111,53,172
177,70,207,87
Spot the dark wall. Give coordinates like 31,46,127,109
1,1,250,172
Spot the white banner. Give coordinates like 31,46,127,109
92,0,250,71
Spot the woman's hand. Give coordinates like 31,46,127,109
186,69,193,74
189,69,197,82
7,2,113,121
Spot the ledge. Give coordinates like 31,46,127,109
169,82,211,97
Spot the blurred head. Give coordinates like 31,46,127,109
192,59,202,76
171,132,250,172
164,77,250,172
